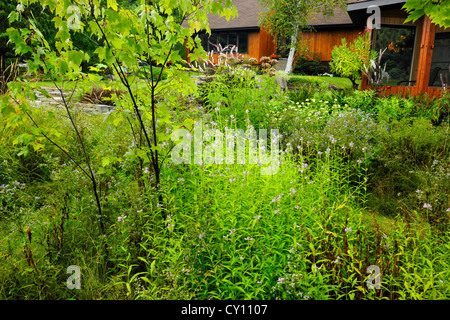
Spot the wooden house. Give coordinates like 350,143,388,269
186,0,277,63
297,0,449,97
348,0,449,97
189,0,449,98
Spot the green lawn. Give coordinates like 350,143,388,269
287,75,361,90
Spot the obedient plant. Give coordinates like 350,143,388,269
4,0,237,228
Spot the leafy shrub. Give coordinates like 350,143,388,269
375,95,415,123
330,30,376,89
368,117,449,223
293,52,323,75
287,81,332,103
199,67,286,131
269,99,378,161
337,89,377,113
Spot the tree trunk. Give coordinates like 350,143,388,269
285,28,298,74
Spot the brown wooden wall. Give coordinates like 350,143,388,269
247,30,260,60
205,29,277,63
298,28,364,61
365,85,446,98
258,28,277,59
361,11,450,99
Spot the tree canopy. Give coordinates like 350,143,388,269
403,0,450,28
257,0,346,74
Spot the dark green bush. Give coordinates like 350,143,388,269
293,53,323,75
368,117,449,223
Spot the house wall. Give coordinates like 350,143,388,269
247,30,261,59
375,9,449,87
363,11,449,98
258,28,277,59
377,9,423,82
298,28,364,62
198,29,276,63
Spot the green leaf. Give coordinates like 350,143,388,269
102,157,110,167
58,59,69,74
107,0,118,11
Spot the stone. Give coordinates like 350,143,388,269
275,77,288,91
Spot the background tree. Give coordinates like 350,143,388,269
1,1,57,69
403,0,450,28
5,0,237,231
257,0,346,74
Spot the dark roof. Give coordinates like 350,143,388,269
205,0,264,31
200,0,408,31
308,7,353,27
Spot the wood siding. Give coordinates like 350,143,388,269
360,10,449,99
364,85,446,98
298,29,364,61
247,30,260,59
258,28,277,59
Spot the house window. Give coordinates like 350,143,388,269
199,31,249,54
429,32,450,87
373,25,416,86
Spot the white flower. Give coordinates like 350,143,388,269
344,227,352,233
423,203,432,210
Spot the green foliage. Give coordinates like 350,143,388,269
257,0,347,50
293,52,322,75
198,66,286,131
0,1,449,300
330,31,377,89
403,0,450,28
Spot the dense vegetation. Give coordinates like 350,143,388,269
0,0,449,300
1,66,449,299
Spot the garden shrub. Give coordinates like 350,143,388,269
337,89,377,114
368,117,449,224
293,52,322,75
199,67,287,132
375,95,415,123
